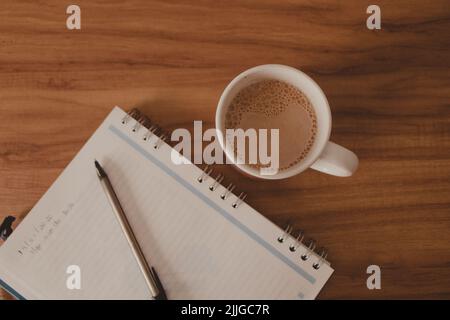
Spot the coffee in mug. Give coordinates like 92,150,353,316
224,79,317,171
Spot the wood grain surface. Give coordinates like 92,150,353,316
0,0,449,299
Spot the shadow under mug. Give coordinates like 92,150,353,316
215,64,359,180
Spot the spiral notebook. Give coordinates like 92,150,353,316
0,106,333,299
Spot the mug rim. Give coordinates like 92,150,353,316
215,64,332,180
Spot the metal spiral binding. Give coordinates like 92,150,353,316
220,183,235,200
313,249,328,270
301,240,316,261
121,108,140,124
197,166,213,183
132,114,147,133
277,225,293,243
209,173,224,191
133,114,151,133
122,108,167,150
154,133,167,149
143,125,158,141
231,192,247,209
289,231,304,252
196,167,246,209
277,224,328,270
132,121,142,133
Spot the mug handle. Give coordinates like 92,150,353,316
310,141,359,177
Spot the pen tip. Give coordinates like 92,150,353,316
94,160,107,178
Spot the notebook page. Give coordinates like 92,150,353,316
0,107,333,299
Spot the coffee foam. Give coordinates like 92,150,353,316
225,79,317,171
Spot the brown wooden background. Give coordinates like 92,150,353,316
0,0,449,299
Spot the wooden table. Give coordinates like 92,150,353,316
1,0,449,299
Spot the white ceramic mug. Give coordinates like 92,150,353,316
215,64,359,179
